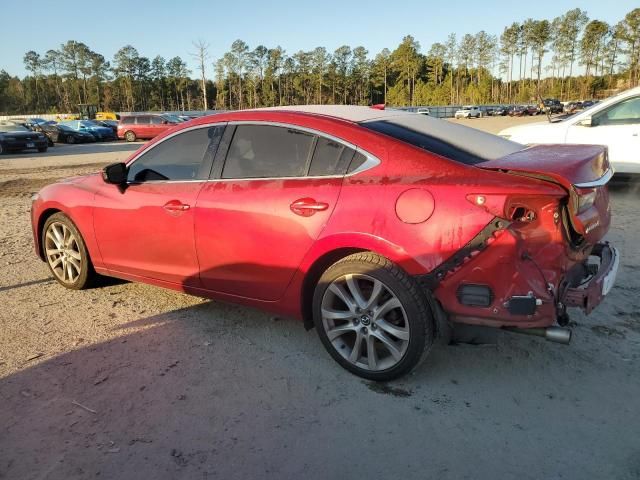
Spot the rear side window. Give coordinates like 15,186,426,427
136,116,151,125
347,152,368,173
222,125,314,179
120,117,134,125
308,136,355,176
128,126,224,182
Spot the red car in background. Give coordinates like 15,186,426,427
31,106,618,380
117,113,179,142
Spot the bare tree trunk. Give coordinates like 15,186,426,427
384,65,387,105
192,40,209,110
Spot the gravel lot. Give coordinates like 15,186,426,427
1,116,639,480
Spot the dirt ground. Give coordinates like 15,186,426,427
1,116,639,480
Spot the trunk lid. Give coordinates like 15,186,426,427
479,144,609,190
479,144,612,246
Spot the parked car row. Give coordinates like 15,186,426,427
565,100,600,113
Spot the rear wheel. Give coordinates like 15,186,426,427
313,253,435,381
124,131,136,142
38,147,47,153
42,213,95,290
66,135,75,144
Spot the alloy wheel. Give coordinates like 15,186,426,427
44,222,83,284
321,274,410,371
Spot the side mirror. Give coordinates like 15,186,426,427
162,120,169,124
577,116,592,127
102,162,128,184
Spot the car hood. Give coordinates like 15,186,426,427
0,131,41,138
499,121,564,138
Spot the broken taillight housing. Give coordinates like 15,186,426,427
466,193,538,222
574,187,597,214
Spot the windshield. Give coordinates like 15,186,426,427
0,123,29,132
360,114,522,165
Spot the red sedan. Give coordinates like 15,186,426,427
31,106,619,380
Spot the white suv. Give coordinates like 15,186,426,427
499,86,640,175
454,106,482,119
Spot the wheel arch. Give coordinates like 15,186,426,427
297,235,439,332
36,208,63,260
300,247,367,330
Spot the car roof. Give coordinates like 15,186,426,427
255,105,414,123
241,105,522,161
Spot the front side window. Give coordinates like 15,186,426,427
136,116,151,125
150,116,164,125
222,125,314,179
593,97,640,126
128,126,224,182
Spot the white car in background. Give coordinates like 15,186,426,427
499,86,640,175
454,105,482,119
416,107,431,116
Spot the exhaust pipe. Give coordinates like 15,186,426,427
504,326,572,345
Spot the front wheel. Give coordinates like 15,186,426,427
313,253,435,381
42,213,95,289
66,135,75,144
38,147,47,153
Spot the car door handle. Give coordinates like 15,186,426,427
163,200,190,213
290,198,329,217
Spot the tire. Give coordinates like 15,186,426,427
0,143,4,155
38,147,47,153
124,131,136,142
313,252,435,381
42,212,95,290
66,135,75,144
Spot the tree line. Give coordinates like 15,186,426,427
1,7,638,115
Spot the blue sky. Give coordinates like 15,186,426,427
2,0,638,78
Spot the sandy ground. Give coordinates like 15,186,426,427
1,117,639,480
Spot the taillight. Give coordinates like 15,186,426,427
574,187,597,214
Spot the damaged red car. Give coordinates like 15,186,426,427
31,106,619,380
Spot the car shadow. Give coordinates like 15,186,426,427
1,296,637,479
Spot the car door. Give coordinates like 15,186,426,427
94,124,225,285
134,116,150,139
194,123,353,301
565,96,640,173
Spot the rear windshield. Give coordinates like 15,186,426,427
360,115,522,165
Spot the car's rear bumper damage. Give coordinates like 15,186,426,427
560,242,619,315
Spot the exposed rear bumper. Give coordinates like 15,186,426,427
561,243,619,314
